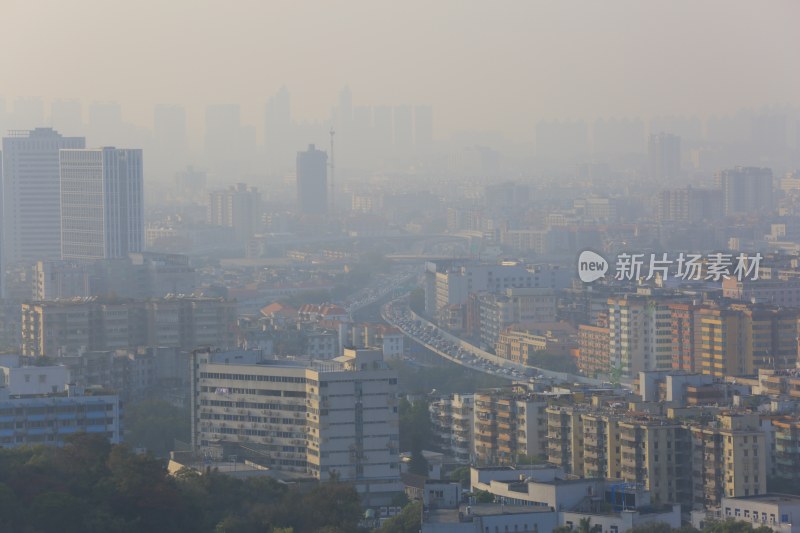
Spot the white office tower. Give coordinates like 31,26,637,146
60,148,144,260
192,347,402,505
1,128,85,266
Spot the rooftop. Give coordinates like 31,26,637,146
725,493,800,505
426,504,552,524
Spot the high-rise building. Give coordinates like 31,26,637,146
717,166,774,217
608,295,677,379
264,86,294,171
696,303,800,377
191,347,402,505
648,132,681,181
296,144,328,214
658,186,723,223
208,183,261,243
1,128,85,266
60,147,143,260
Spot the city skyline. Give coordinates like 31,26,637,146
1,1,798,141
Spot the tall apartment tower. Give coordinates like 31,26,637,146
296,144,327,215
648,132,681,181
1,128,85,266
207,183,261,243
717,166,774,216
59,148,143,261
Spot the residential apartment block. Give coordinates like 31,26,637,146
191,347,401,505
474,390,547,465
21,296,236,357
429,393,474,463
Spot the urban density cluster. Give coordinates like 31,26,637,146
1,86,800,533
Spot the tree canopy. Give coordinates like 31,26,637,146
0,434,365,533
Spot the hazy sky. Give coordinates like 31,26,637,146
2,0,799,139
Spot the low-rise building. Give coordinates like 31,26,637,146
693,493,800,533
0,361,121,448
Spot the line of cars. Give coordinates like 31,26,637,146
385,302,544,382
344,270,416,314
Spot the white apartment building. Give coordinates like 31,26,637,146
476,288,558,347
191,347,402,504
425,261,570,317
430,393,474,463
608,294,676,379
60,147,144,260
207,183,261,244
2,128,85,267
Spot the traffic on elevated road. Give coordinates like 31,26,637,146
382,296,606,387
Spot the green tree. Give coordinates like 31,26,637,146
124,399,191,457
298,482,362,533
474,489,494,503
408,288,425,316
516,453,546,465
625,523,682,533
378,501,422,533
29,491,87,533
399,397,435,452
576,517,601,533
447,466,471,487
702,519,773,533
0,483,18,531
408,447,429,476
